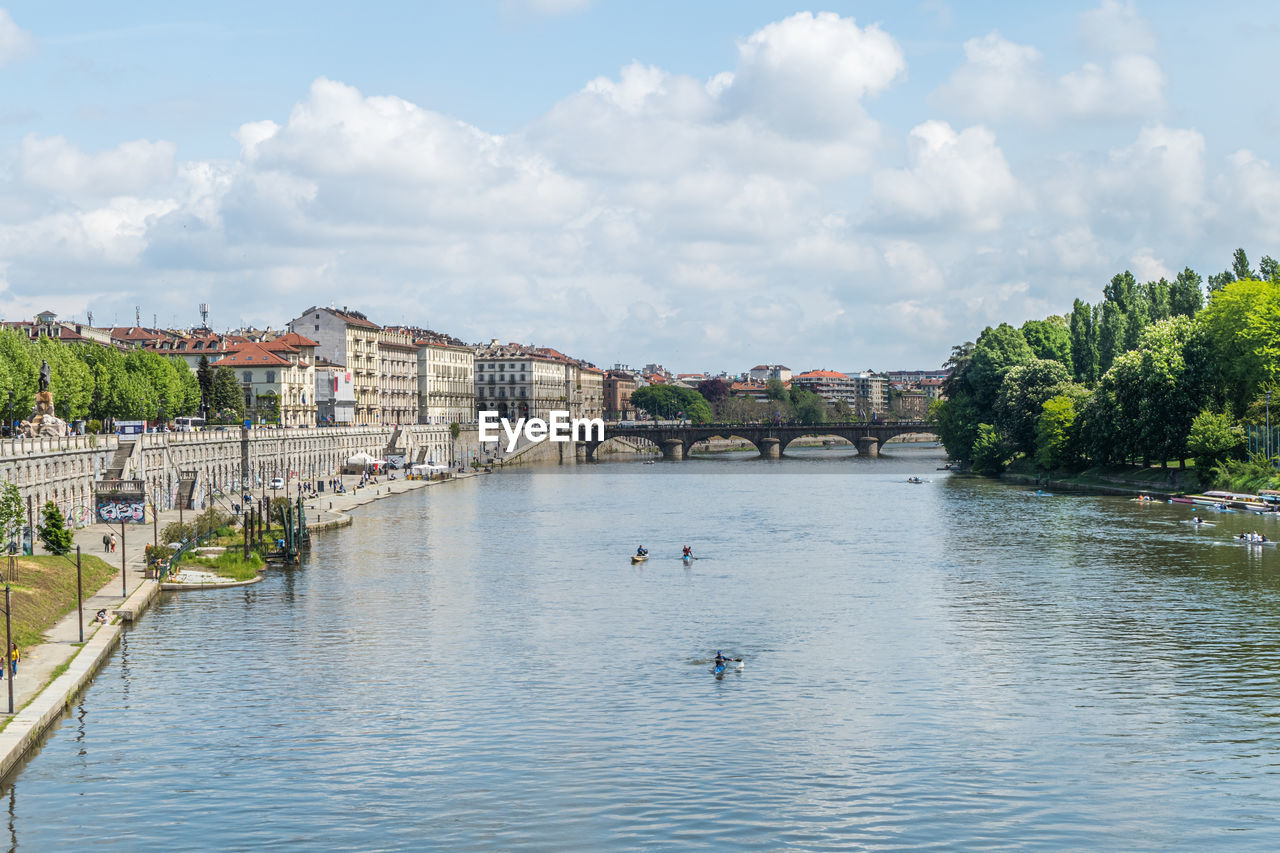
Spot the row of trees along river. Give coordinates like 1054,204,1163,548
0,328,272,428
931,248,1280,492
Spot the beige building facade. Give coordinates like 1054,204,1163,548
417,341,476,426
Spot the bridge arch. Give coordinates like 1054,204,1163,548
589,435,662,461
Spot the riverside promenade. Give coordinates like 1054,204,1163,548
0,467,484,781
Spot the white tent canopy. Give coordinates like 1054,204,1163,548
346,452,378,466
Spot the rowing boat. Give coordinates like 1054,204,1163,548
631,553,648,564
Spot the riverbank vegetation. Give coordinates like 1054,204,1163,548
7,555,116,649
931,248,1280,489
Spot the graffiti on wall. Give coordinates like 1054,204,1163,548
96,498,146,524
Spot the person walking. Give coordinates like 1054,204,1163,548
8,643,17,678
102,532,110,552
110,532,117,553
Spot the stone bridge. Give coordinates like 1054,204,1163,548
584,421,936,460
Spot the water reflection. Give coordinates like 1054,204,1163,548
4,447,1280,850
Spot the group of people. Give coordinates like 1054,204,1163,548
100,532,117,553
631,545,696,559
1239,531,1271,543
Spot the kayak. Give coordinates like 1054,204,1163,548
713,662,726,675
682,555,692,565
631,554,648,564
1235,538,1276,546
1182,520,1215,526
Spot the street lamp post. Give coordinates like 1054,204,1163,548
4,584,12,714
1267,391,1273,462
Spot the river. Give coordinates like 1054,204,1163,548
5,444,1280,850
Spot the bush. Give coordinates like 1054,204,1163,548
87,419,102,434
161,521,195,545
194,507,230,537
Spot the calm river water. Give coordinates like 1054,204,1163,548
7,445,1280,850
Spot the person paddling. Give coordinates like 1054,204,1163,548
636,545,648,557
682,545,693,559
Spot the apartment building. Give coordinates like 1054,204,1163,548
417,340,476,426
288,307,381,424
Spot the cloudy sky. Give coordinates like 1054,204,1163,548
0,1,1277,373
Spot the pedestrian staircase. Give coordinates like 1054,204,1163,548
177,470,198,510
385,425,402,457
103,440,136,480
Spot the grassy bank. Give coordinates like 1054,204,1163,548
180,549,265,581
7,555,116,650
1003,457,1198,494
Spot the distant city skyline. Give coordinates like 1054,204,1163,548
0,1,1276,371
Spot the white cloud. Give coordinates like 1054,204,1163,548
871,120,1023,230
1129,248,1173,282
1078,0,1156,56
721,11,906,136
936,26,1164,121
503,0,592,15
19,135,177,197
0,8,33,67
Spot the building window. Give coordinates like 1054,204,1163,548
243,371,252,383
266,370,276,383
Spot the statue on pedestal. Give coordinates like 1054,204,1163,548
19,359,68,437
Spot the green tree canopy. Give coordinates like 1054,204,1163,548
38,501,73,555
967,323,1034,412
993,358,1074,457
1198,277,1280,414
630,385,713,423
1020,317,1072,369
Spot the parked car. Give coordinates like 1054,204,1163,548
269,477,285,490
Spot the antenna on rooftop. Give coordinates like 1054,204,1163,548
199,303,210,327
135,306,141,326
86,310,93,327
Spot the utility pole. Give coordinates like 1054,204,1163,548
5,585,12,714
76,546,83,643
25,495,32,557
120,521,127,598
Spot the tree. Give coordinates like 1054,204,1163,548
38,501,73,555
1020,317,1072,369
1169,267,1204,317
197,355,213,410
696,378,729,405
1096,301,1127,376
1104,271,1136,311
930,395,982,463
1096,316,1211,466
1187,410,1245,481
1198,278,1280,415
630,386,713,423
993,359,1074,457
449,421,461,465
0,483,23,549
764,378,788,401
967,324,1034,412
789,388,827,425
1069,300,1098,385
970,423,1008,476
941,341,975,399
1207,270,1235,293
1035,390,1089,472
210,366,245,422
1144,278,1171,322
1260,255,1280,284
1232,248,1255,282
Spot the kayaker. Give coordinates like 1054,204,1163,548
714,650,741,668
1193,516,1203,524
682,545,692,559
636,545,647,557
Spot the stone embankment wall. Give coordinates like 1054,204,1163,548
0,425,481,526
